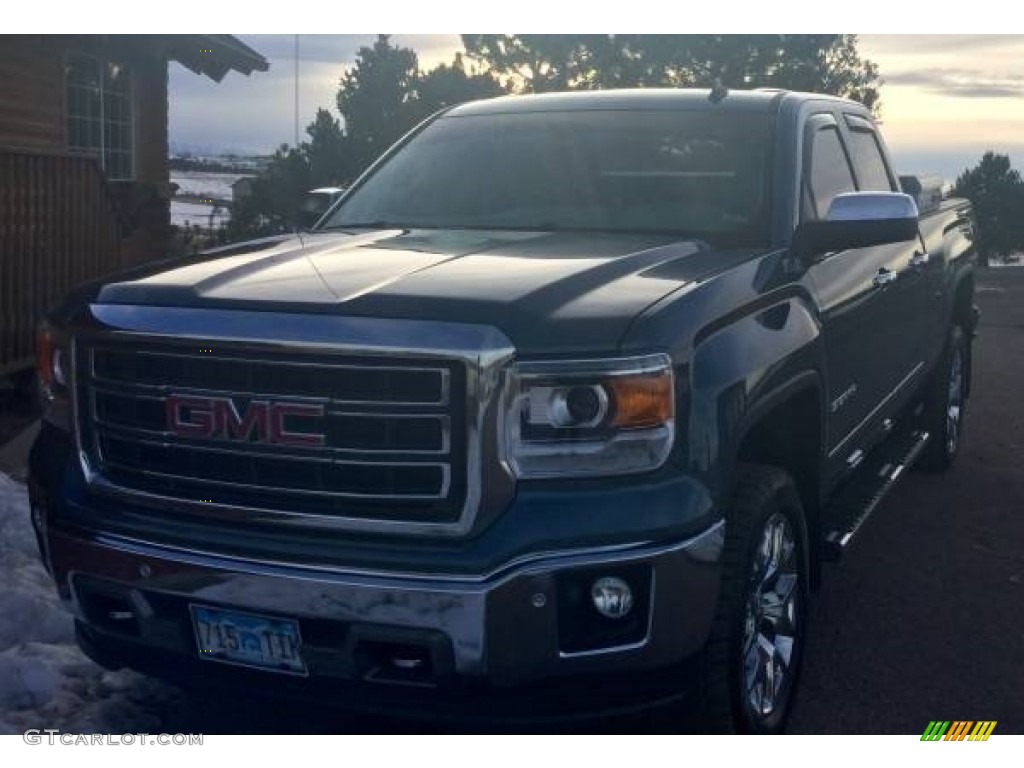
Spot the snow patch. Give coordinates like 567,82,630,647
0,473,182,733
170,170,251,200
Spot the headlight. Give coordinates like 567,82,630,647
37,323,71,428
501,353,675,479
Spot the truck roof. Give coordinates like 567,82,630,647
447,88,859,117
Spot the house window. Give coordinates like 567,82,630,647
66,53,134,181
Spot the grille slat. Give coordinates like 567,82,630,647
91,390,450,455
91,350,450,406
79,343,466,523
98,436,451,500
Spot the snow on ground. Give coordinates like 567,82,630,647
170,171,248,229
171,200,231,228
0,473,181,734
170,170,251,200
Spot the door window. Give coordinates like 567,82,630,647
806,125,856,220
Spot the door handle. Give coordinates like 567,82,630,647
909,251,930,268
873,268,898,287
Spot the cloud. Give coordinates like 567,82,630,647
169,60,350,153
169,34,461,153
240,34,460,66
884,67,1024,98
243,35,367,64
861,35,1024,56
889,146,1024,183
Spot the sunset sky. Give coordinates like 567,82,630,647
168,34,1024,181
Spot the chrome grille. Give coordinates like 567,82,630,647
90,348,451,405
77,342,467,524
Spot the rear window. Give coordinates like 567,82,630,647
323,109,773,248
845,127,894,192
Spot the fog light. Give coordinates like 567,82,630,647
591,576,634,619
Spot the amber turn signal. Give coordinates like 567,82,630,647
607,371,673,428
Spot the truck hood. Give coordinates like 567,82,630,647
95,229,758,353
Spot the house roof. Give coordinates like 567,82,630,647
165,35,269,82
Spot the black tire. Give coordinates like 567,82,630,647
698,464,809,733
917,324,969,473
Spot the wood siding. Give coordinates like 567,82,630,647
0,36,171,188
0,37,176,373
133,55,168,187
122,53,171,264
0,38,66,151
0,149,123,375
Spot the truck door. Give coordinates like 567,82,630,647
842,113,933,374
802,113,926,467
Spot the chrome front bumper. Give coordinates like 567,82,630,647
49,521,724,688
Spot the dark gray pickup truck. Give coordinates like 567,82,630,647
29,89,977,732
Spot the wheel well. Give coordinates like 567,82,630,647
953,275,974,328
736,386,823,588
952,275,975,396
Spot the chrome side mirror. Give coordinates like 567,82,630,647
792,192,920,260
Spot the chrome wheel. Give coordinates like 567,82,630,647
741,512,800,721
947,344,964,455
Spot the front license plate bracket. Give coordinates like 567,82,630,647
190,604,307,676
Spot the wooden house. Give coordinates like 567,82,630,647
0,34,267,376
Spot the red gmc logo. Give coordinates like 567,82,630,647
166,395,326,447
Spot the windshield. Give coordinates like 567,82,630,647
323,109,772,247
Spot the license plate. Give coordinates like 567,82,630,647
190,605,306,675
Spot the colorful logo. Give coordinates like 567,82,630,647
921,721,997,741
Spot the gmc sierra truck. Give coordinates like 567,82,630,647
28,89,977,732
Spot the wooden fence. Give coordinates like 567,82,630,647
0,148,124,376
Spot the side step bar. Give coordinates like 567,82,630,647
822,429,930,561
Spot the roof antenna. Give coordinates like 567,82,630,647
709,78,728,104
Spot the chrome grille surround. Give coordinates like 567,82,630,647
72,304,517,537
